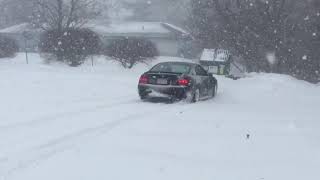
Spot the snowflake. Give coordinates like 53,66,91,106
250,3,253,6
265,1,269,4
317,12,320,17
266,52,276,65
304,16,309,21
58,41,62,45
302,55,307,60
313,33,317,36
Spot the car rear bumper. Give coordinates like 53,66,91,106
138,84,190,99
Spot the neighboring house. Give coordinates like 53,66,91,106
0,22,193,58
87,21,193,57
0,23,42,52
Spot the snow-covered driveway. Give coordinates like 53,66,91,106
1,54,320,180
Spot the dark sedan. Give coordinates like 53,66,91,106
138,62,218,102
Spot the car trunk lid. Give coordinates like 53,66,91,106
146,72,182,85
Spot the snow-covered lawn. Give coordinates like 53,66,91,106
0,54,319,180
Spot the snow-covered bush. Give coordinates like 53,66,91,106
0,35,19,58
105,37,158,69
39,28,102,67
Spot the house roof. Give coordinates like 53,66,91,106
161,23,189,35
87,21,190,38
200,49,231,62
0,23,41,34
88,22,169,34
0,21,190,38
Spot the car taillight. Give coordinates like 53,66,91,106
178,79,190,86
139,75,148,84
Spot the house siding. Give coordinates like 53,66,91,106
101,35,182,57
0,33,40,52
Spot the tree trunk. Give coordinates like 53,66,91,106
57,0,63,33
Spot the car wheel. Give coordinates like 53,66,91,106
139,95,147,100
212,84,218,98
139,92,148,100
188,89,200,103
194,89,200,102
209,86,215,98
186,88,200,103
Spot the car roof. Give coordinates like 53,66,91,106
156,61,199,67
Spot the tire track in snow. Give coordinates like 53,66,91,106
0,94,197,180
0,109,155,180
0,95,137,132
0,103,193,180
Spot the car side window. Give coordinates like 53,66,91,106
195,65,208,76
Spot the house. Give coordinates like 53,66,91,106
0,23,42,52
87,21,193,57
0,22,193,58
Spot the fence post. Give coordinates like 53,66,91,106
22,31,33,65
24,38,29,64
91,56,94,66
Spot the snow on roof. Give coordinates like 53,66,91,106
161,23,189,35
87,21,171,35
0,23,41,34
200,49,231,62
200,49,216,61
0,21,190,38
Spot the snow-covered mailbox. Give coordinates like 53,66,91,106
200,49,232,75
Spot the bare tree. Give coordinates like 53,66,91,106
125,0,190,25
103,0,125,20
33,0,101,63
188,0,319,82
0,0,33,28
32,0,100,32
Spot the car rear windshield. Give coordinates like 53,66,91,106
150,63,191,74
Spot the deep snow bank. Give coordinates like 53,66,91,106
0,53,319,180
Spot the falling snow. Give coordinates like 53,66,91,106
302,55,308,60
266,52,276,65
0,1,319,180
